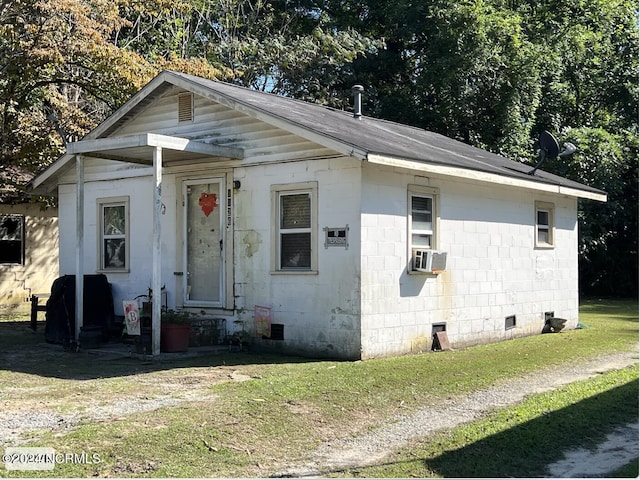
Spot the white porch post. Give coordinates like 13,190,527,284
75,155,84,346
152,146,163,355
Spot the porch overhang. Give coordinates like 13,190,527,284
66,132,245,164
67,133,243,356
30,133,245,195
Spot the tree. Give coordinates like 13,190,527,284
0,0,227,178
312,0,637,297
528,0,638,296
115,0,380,106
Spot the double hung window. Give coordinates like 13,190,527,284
272,182,317,272
99,197,129,271
408,185,439,252
535,201,555,248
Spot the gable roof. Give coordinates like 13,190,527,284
32,70,606,201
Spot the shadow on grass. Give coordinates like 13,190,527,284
421,379,639,478
580,298,639,322
334,378,639,478
0,320,322,380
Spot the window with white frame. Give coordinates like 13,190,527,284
409,185,439,251
535,201,554,248
0,215,24,264
98,197,129,271
272,182,317,272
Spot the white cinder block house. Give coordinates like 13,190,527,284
31,71,606,359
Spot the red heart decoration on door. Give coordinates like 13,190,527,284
199,192,217,217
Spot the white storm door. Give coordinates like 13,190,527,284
183,178,225,307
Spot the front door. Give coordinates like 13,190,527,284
183,178,224,307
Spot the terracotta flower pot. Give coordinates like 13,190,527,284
160,323,191,352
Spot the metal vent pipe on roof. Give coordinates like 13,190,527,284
352,85,364,119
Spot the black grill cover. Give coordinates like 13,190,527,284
44,274,116,346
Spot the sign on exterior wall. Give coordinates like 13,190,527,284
255,305,271,338
324,225,349,249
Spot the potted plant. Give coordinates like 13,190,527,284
160,309,192,352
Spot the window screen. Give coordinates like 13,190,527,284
537,210,550,244
411,195,433,248
281,194,311,229
0,215,24,264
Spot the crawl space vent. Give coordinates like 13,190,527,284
178,93,194,122
505,315,516,330
268,323,284,341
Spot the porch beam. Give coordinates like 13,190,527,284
79,152,152,165
152,146,163,355
75,155,84,347
67,133,244,160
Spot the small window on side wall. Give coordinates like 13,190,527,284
0,215,24,264
535,201,555,248
271,182,317,273
408,185,440,272
98,197,129,271
409,185,439,249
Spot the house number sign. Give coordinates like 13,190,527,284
324,225,349,249
226,188,232,228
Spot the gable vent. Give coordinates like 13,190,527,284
178,93,194,122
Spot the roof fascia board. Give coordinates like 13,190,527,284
167,73,369,161
86,72,172,141
30,154,72,192
558,186,607,202
367,153,607,202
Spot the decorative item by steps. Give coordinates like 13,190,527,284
160,310,192,353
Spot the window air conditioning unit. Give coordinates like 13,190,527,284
413,249,448,273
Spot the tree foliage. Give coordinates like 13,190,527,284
116,0,380,104
313,0,638,296
0,0,228,177
0,0,636,295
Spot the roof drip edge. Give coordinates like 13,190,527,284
367,154,607,202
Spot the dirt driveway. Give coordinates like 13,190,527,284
277,351,639,477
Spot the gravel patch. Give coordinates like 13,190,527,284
547,421,639,477
278,351,639,477
0,392,218,446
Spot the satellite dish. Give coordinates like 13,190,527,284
528,130,559,175
539,130,559,158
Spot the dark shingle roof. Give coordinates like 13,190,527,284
172,71,605,198
31,70,606,200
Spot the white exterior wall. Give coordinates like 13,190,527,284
58,170,181,312
51,84,583,360
360,164,579,358
234,156,363,359
117,85,364,357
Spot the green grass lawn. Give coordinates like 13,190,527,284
0,298,637,478
334,365,638,478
